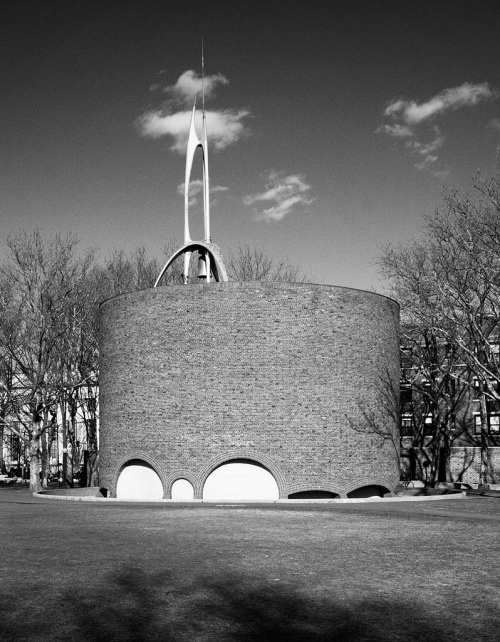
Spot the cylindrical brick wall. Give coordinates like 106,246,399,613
98,282,400,498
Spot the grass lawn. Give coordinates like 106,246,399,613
1,488,500,641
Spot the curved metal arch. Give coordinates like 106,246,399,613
154,241,228,287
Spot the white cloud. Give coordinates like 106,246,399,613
137,108,250,153
490,118,500,131
204,109,250,150
244,172,313,222
377,82,497,174
164,70,228,105
375,123,413,138
384,99,406,118
138,109,190,141
414,155,438,171
407,129,445,172
404,129,445,158
137,69,250,153
385,82,494,125
176,179,228,206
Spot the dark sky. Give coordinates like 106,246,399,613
1,1,499,289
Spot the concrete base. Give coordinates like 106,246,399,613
35,489,467,503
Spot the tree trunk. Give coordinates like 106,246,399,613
438,429,450,483
40,430,48,489
29,433,42,492
61,399,69,488
70,408,77,483
85,405,99,486
438,447,448,482
87,450,99,487
479,393,489,487
0,409,4,473
425,439,439,487
429,461,438,487
82,449,88,487
41,407,50,488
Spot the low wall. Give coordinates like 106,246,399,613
39,487,102,497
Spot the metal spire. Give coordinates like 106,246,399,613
154,43,227,287
202,37,205,114
201,38,210,245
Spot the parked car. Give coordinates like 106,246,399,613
0,474,17,485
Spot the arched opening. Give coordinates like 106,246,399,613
202,459,279,500
346,485,389,499
116,460,163,500
171,478,194,500
288,490,339,499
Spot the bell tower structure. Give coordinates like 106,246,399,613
155,51,228,286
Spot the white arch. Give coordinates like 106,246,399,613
202,461,279,500
116,462,163,500
171,478,195,500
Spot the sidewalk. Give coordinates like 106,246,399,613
465,487,500,498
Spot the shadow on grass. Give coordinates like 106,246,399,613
1,566,469,641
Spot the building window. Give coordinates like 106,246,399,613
474,414,500,434
424,416,434,435
401,416,413,436
400,386,412,414
84,396,96,413
489,415,500,433
472,377,499,401
50,438,58,459
10,434,20,461
472,378,481,400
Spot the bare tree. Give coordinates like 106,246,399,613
0,230,95,491
100,246,162,297
346,369,401,466
226,244,307,282
379,166,500,485
400,336,472,485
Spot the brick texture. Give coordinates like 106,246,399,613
98,282,401,498
450,447,500,484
